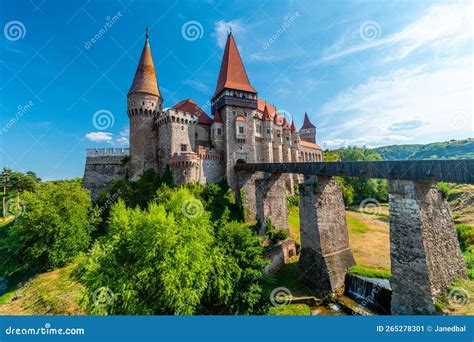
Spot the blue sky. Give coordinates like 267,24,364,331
0,0,472,180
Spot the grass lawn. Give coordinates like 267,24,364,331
288,205,391,271
287,206,300,244
0,216,14,228
268,303,311,315
0,264,85,315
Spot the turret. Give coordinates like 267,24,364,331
212,31,258,187
127,28,162,180
211,111,224,150
299,112,316,144
261,103,273,162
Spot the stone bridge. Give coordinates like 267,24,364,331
235,159,474,315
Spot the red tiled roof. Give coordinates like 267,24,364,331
213,111,223,123
235,115,246,122
128,34,160,97
290,120,296,132
172,98,213,125
262,103,271,121
301,112,316,129
299,140,321,149
213,32,256,97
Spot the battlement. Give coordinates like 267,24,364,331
156,108,198,126
196,146,224,160
167,152,200,167
86,148,130,157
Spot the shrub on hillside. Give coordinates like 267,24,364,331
1,180,93,278
76,188,267,315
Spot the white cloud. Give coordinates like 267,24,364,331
315,1,472,64
323,135,412,149
318,56,473,147
85,132,113,142
182,79,210,93
387,118,428,131
213,20,244,48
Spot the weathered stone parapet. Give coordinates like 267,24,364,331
83,155,128,201
255,173,289,234
388,180,467,315
236,171,261,222
298,176,355,295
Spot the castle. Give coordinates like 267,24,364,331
83,30,322,198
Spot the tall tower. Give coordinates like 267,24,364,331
127,29,162,180
211,31,258,188
299,112,316,143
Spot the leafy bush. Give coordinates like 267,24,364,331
1,180,93,278
456,224,474,252
286,195,299,208
456,224,474,280
76,188,267,315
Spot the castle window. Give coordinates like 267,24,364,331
239,126,244,134
232,111,236,115
267,129,270,134
286,137,289,141
217,128,222,135
181,126,184,130
142,102,145,105
181,144,187,152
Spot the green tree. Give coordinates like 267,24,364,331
1,180,93,278
337,147,388,203
76,188,267,315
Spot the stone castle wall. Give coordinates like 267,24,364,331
83,150,128,200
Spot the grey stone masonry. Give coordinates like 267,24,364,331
236,171,262,222
388,180,467,315
255,173,289,234
298,176,355,295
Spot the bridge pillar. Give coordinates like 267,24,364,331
298,176,355,295
255,173,289,234
389,180,467,315
236,171,261,222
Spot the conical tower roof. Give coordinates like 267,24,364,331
213,32,256,97
301,112,316,129
128,29,160,97
262,103,271,121
290,119,296,132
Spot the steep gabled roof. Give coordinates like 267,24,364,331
172,98,213,125
262,103,272,121
301,112,316,129
213,111,223,123
290,120,296,132
128,30,160,97
213,32,256,97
